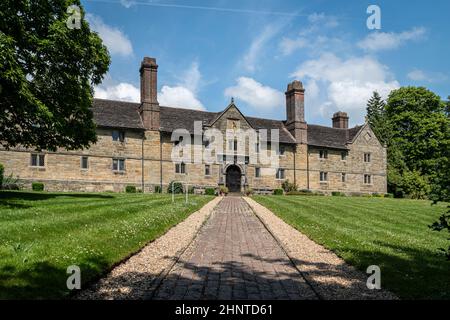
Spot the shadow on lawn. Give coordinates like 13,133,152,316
0,191,115,201
3,242,448,299
0,256,110,299
77,239,449,300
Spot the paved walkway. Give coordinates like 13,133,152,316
152,197,318,300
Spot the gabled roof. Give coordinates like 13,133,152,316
92,98,363,147
208,102,254,129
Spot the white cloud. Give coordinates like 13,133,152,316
358,27,426,52
95,63,205,110
94,82,140,102
240,23,286,72
177,62,201,93
407,69,448,83
279,35,346,56
224,77,284,110
307,13,339,28
86,14,133,57
120,0,135,8
279,37,308,56
292,53,399,124
158,86,204,110
278,13,342,56
157,62,205,110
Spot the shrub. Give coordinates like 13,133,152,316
361,193,372,197
384,193,394,198
372,193,383,197
286,191,320,196
154,185,162,193
273,189,283,195
32,182,44,191
188,186,195,194
205,187,216,196
0,163,4,189
167,181,183,194
244,187,253,196
331,191,344,196
219,186,229,195
125,185,137,193
281,180,297,193
298,189,312,193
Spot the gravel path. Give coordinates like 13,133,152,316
244,197,397,300
75,197,222,300
151,197,318,300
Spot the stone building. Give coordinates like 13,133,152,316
0,57,387,194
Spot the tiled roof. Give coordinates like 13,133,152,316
307,124,353,149
92,99,362,148
93,99,143,130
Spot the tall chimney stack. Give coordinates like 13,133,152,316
140,57,160,130
332,111,349,129
285,80,307,144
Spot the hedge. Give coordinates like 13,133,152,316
32,182,44,191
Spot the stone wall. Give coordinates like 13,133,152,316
307,125,387,194
0,122,386,194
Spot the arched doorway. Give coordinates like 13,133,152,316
226,165,241,193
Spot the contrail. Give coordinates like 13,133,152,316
84,0,307,17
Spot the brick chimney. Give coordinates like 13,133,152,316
332,111,349,129
140,57,160,130
285,80,307,144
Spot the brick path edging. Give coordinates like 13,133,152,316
243,197,398,300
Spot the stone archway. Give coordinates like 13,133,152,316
226,165,241,193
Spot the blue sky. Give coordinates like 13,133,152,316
82,0,450,127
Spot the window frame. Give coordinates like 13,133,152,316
204,164,211,176
112,130,125,142
319,150,328,159
276,168,285,180
341,151,348,161
30,153,45,167
364,152,371,163
255,167,261,178
81,156,89,170
364,174,372,184
341,172,346,182
175,162,186,174
320,171,328,182
112,158,125,172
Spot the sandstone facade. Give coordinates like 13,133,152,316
0,57,387,194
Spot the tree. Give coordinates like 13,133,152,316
0,0,110,151
384,87,449,195
429,112,450,260
366,91,387,143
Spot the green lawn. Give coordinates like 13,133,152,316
0,191,213,299
252,195,449,299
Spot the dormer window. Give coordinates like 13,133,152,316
112,130,125,142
